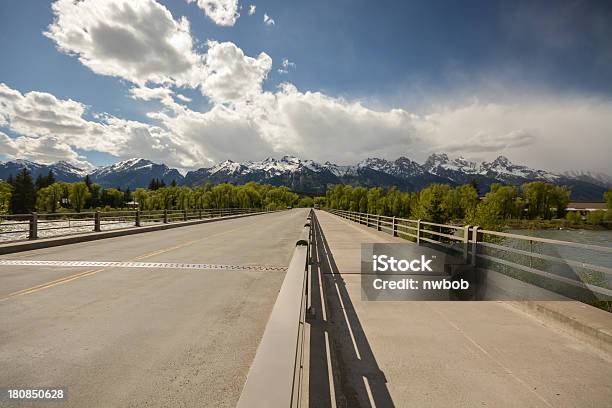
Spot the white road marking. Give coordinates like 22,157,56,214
0,259,287,271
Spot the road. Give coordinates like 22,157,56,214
0,209,309,408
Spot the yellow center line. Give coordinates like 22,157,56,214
0,220,259,302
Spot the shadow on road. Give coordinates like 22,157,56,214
307,214,395,408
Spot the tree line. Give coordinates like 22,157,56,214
323,182,612,229
0,168,305,214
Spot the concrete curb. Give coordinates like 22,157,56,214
510,300,612,356
0,211,274,255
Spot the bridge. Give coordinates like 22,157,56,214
0,208,611,407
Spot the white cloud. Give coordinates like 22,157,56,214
187,0,240,27
45,0,204,86
175,94,192,103
413,97,612,173
277,58,296,74
201,41,272,103
248,5,256,15
0,83,198,169
0,132,91,168
263,13,275,26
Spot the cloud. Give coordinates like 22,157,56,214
438,129,536,153
413,96,612,173
263,13,275,26
0,83,197,169
45,0,204,86
0,132,91,168
201,41,272,103
248,5,256,15
187,0,240,27
175,94,192,103
277,58,296,74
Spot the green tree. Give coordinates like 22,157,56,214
412,184,453,223
604,187,612,211
36,183,64,213
103,188,125,208
133,188,149,210
69,182,91,212
297,196,314,207
11,168,36,213
0,181,12,214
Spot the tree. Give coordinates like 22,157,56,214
102,188,125,208
0,181,12,214
84,174,92,190
604,187,612,211
412,184,453,223
35,174,46,190
89,183,101,208
297,197,314,207
11,168,36,213
46,170,55,186
69,182,91,212
36,183,64,213
133,188,149,210
522,181,567,219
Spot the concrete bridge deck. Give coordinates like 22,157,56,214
0,209,309,408
310,210,612,408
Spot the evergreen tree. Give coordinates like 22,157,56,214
46,170,55,186
11,168,36,213
84,174,92,190
35,174,46,190
171,179,177,187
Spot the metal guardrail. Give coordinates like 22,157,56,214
0,208,273,243
237,211,312,408
326,209,612,300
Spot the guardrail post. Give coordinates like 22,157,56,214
416,219,421,244
135,210,141,227
377,215,381,231
163,209,168,224
392,216,398,237
94,211,101,232
462,225,470,262
470,226,481,266
199,209,202,219
366,213,369,227
28,212,38,240
183,209,188,221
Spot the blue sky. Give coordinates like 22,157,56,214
0,0,611,173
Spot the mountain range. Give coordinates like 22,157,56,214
0,154,609,200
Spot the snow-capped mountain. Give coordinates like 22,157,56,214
563,170,612,188
1,155,609,200
0,159,85,183
184,154,608,199
90,158,183,189
479,155,559,183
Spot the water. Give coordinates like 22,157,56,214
507,228,612,292
512,228,612,248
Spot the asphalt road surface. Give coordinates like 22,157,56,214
0,209,309,408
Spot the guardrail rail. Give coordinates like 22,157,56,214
326,208,612,306
0,208,273,243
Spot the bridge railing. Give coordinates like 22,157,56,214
237,211,312,408
0,208,271,243
326,209,612,305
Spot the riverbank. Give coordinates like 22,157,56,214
505,219,612,231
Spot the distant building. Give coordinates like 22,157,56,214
566,202,607,213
